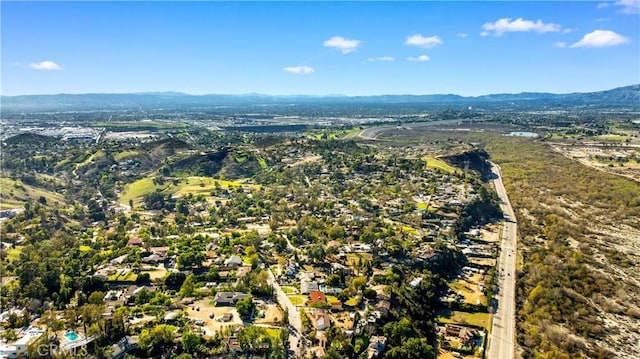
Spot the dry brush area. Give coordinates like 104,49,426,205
485,138,640,358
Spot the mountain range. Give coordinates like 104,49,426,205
1,84,638,111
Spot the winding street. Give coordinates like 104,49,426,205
487,162,517,359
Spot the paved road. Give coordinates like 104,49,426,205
266,267,302,357
487,162,517,359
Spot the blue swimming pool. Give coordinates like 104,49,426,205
64,332,79,341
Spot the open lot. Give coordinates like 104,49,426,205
254,303,283,325
448,273,486,306
140,264,168,281
187,299,243,333
437,309,491,332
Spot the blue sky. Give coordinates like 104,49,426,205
2,1,639,96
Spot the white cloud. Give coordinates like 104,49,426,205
405,34,443,48
597,2,611,8
553,41,567,48
282,66,314,74
615,0,640,14
367,56,395,62
407,55,430,62
323,36,361,54
569,30,630,48
29,60,62,70
481,18,562,36
457,32,469,38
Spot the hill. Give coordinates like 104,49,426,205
1,85,638,111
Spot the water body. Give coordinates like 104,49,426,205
505,131,538,138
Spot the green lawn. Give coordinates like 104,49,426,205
108,270,138,282
281,286,296,294
326,295,340,303
287,295,307,306
345,297,360,306
437,309,491,332
263,328,285,341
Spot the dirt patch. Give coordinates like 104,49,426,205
185,299,243,333
254,303,284,325
449,273,487,306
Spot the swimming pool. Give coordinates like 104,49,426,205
64,332,80,341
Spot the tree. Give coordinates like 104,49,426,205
236,296,255,318
386,337,434,359
87,291,105,305
138,324,176,356
181,329,201,354
363,288,377,301
165,272,187,289
179,274,196,298
136,273,151,285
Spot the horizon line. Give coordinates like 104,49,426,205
2,83,638,99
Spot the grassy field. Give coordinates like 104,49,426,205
326,295,340,303
108,270,138,282
119,176,258,206
345,297,360,306
119,177,166,206
424,156,456,173
287,295,307,306
596,134,628,142
77,150,106,169
437,309,491,332
0,177,66,208
113,150,140,161
345,253,373,267
448,276,487,306
281,286,296,294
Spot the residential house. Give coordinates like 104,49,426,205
409,277,423,288
367,336,387,359
330,301,343,311
312,311,331,331
214,292,250,307
127,237,143,247
300,279,318,294
225,336,241,353
375,300,391,317
224,255,243,267
110,254,129,266
307,291,326,306
444,324,476,346
0,327,45,359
